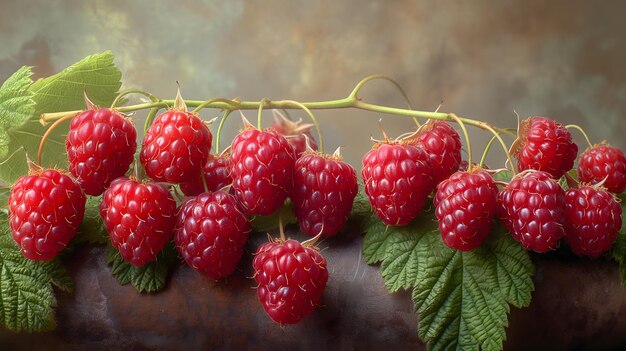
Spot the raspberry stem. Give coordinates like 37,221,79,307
144,108,160,133
279,100,324,154
565,124,593,148
257,98,269,129
215,109,233,153
349,74,420,127
111,89,159,108
37,113,76,165
448,113,472,171
479,135,498,168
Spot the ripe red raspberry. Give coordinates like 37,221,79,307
292,150,358,237
66,108,137,196
564,186,622,258
513,116,578,179
253,239,328,324
174,191,251,280
415,120,462,185
434,169,498,251
179,154,232,196
270,111,317,157
361,142,433,226
140,109,212,183
577,143,626,194
230,126,296,215
8,168,86,260
498,171,567,252
100,177,177,266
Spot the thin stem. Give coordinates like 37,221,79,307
191,98,239,113
278,215,286,241
348,74,420,126
447,113,472,171
201,172,209,193
111,89,159,108
565,124,593,148
37,114,75,165
280,100,324,154
215,109,233,153
257,98,269,129
144,108,160,133
479,135,498,168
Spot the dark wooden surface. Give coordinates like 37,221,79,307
2,226,626,351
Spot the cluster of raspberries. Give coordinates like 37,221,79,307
7,103,626,324
362,117,625,257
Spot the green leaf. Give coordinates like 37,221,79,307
349,184,372,222
363,211,534,351
107,242,179,293
0,214,73,332
0,67,36,182
0,51,122,184
250,200,297,232
75,196,108,245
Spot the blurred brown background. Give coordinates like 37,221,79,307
1,0,625,168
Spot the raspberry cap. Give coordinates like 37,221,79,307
8,168,86,260
434,169,498,251
100,177,177,266
577,142,626,194
513,116,578,179
175,191,251,280
66,108,137,196
253,238,328,324
179,154,232,196
140,109,212,183
361,141,433,226
270,111,317,157
414,120,462,185
230,127,296,215
564,185,622,258
498,171,567,253
292,150,358,237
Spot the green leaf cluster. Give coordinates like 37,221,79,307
107,243,179,293
0,51,122,184
0,214,73,332
363,209,534,351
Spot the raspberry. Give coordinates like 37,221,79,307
66,108,137,196
564,186,622,258
415,120,462,185
8,169,86,260
100,177,177,266
361,142,433,226
179,154,232,196
174,191,251,280
230,127,296,215
513,116,578,179
577,143,626,194
498,171,567,252
434,169,498,251
253,239,328,324
140,109,212,183
292,151,358,237
270,111,317,157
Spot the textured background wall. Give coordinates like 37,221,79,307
1,0,625,168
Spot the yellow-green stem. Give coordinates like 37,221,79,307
215,109,233,153
565,124,593,148
447,113,472,171
111,89,159,108
279,100,324,154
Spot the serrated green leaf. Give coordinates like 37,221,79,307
363,210,534,351
362,219,393,264
107,242,178,293
493,170,513,183
0,67,35,182
75,196,108,245
0,52,122,184
349,184,372,222
250,201,297,232
0,214,73,332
